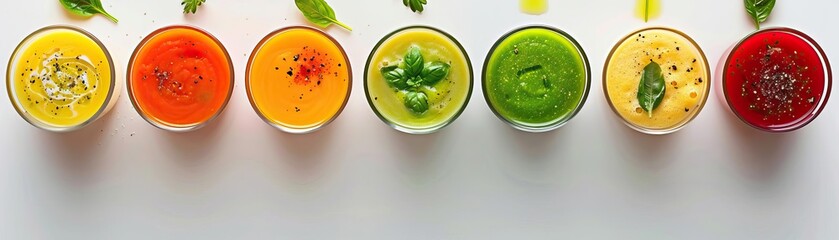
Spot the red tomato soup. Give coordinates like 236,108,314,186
128,26,233,130
723,28,831,131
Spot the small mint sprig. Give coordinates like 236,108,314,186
380,46,451,114
403,0,428,13
182,0,206,14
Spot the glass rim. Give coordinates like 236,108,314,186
481,24,592,133
126,25,235,133
721,27,832,133
363,25,474,135
602,26,712,135
6,25,117,133
245,26,352,134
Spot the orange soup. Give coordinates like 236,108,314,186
246,27,351,133
128,26,233,130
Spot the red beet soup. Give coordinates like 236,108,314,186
722,28,831,132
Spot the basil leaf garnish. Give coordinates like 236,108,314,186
420,61,450,86
378,46,451,114
637,61,666,118
405,91,429,114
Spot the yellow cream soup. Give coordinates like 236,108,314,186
9,28,113,128
605,29,708,130
367,28,471,129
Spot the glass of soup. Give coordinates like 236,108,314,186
603,27,711,135
717,27,831,132
127,25,234,132
364,26,473,134
483,25,590,132
7,25,119,132
246,26,351,134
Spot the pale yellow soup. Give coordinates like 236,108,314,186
366,28,471,130
9,28,114,129
605,29,708,130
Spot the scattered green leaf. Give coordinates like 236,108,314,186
744,0,776,29
182,0,206,14
58,0,118,23
294,0,352,31
379,46,451,114
403,0,428,13
637,61,666,118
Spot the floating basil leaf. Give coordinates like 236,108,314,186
403,46,424,77
637,61,666,118
408,76,426,88
382,67,409,90
405,91,429,114
378,46,451,115
59,0,118,23
381,65,398,73
744,0,775,29
421,61,451,86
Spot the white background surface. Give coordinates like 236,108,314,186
1,0,837,239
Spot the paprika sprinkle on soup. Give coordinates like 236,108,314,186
246,26,351,133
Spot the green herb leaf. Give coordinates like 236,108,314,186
182,0,206,14
381,65,398,73
58,0,118,23
406,77,422,88
637,61,666,118
294,0,352,31
382,66,409,90
379,46,449,115
402,0,428,13
403,46,424,77
744,0,776,30
420,61,450,86
405,91,429,114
